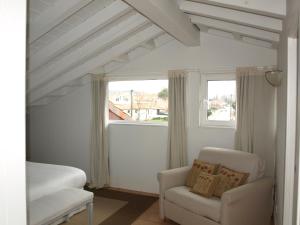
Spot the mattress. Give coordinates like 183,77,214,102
27,161,87,201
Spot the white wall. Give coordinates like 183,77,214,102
0,0,27,224
29,83,92,180
275,0,299,224
108,33,277,193
109,124,168,193
29,32,277,194
113,33,276,75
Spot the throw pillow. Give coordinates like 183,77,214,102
214,166,249,197
186,159,219,187
191,173,220,198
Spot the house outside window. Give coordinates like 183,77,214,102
108,80,168,124
200,73,236,128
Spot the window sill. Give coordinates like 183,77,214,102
108,120,168,127
199,122,236,130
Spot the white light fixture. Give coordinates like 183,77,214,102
265,70,283,87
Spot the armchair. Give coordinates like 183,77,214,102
157,147,273,225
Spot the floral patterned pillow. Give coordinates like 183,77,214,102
214,166,249,197
191,172,221,198
186,159,219,187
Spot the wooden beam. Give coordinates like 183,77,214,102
28,0,131,72
29,0,92,43
28,25,163,103
190,15,280,42
122,0,199,46
180,1,283,32
187,0,286,18
28,14,148,91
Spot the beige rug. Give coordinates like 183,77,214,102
63,196,128,225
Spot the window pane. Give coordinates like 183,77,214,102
108,80,168,122
207,80,236,121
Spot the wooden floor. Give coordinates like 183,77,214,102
132,201,178,225
132,200,274,225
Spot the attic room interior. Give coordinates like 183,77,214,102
1,0,300,225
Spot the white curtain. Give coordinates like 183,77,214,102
235,67,276,177
89,77,110,188
168,70,188,169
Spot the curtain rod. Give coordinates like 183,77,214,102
91,65,277,80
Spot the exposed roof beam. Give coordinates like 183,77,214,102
31,96,58,106
242,37,273,48
187,0,285,18
28,14,148,91
29,25,163,103
29,0,92,44
28,0,131,72
122,0,200,46
47,86,74,97
140,40,156,50
113,54,130,63
190,15,280,42
180,1,282,32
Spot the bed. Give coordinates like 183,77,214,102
27,161,87,201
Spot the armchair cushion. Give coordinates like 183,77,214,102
191,173,220,198
165,186,221,222
214,166,249,197
186,160,219,187
199,147,265,182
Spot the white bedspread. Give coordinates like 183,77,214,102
27,162,87,201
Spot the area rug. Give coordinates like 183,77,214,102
63,188,158,225
64,196,128,225
94,188,158,225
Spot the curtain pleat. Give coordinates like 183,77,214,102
89,78,110,188
168,70,187,169
235,67,276,177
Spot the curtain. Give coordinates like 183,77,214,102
168,70,188,169
89,77,110,188
235,67,276,177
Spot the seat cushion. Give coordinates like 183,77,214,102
198,147,265,182
165,186,221,222
29,188,93,225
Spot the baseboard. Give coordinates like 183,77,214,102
107,187,159,198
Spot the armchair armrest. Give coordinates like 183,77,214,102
221,177,273,225
157,166,190,194
157,166,190,219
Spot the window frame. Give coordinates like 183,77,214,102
108,79,169,126
200,73,236,128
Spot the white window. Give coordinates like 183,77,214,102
200,74,236,128
108,80,168,124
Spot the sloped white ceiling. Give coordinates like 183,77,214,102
27,0,284,106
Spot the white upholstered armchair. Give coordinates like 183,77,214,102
157,147,273,225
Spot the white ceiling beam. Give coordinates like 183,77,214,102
29,25,163,103
28,14,148,91
47,86,74,97
140,40,156,50
30,96,58,106
113,54,130,63
242,36,273,48
190,15,280,42
180,1,282,32
122,0,200,46
29,0,92,43
186,0,285,18
28,0,131,72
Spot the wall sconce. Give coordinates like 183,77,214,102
265,70,283,87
